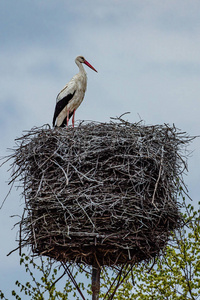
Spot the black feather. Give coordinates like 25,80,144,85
52,91,76,127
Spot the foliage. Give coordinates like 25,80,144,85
0,254,77,300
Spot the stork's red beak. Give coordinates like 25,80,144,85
84,60,98,72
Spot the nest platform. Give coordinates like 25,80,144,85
10,119,190,266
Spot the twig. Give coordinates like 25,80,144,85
1,120,191,267
61,263,86,300
152,146,164,208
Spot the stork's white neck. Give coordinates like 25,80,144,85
76,60,86,75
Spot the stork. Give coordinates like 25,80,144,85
53,55,97,128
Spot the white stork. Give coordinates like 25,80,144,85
53,55,97,128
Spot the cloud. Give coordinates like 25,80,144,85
0,1,200,295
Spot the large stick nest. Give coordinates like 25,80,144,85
9,118,191,266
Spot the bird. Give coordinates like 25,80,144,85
53,55,97,128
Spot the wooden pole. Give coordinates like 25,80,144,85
92,262,101,300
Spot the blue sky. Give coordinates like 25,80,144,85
0,0,200,297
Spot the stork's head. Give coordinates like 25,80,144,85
75,56,97,72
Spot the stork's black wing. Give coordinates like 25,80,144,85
52,91,76,127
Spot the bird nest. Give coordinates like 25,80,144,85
8,118,191,266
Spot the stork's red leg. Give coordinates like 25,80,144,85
72,110,75,128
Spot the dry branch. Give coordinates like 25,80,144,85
6,119,193,266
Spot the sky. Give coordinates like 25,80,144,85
0,0,200,298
